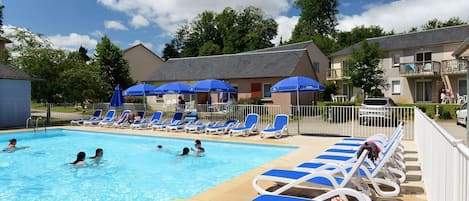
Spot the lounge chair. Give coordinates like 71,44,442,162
131,111,162,129
99,110,131,127
152,112,183,131
230,113,259,137
252,188,371,201
70,109,103,126
116,111,145,128
260,114,289,139
83,109,115,126
166,115,196,132
184,121,216,134
205,119,238,135
252,150,370,197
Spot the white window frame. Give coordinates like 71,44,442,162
262,83,272,100
415,51,432,63
391,80,401,95
313,62,320,72
392,53,400,67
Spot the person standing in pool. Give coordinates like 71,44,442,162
89,148,103,162
190,139,205,156
3,138,29,152
71,152,86,166
180,147,190,156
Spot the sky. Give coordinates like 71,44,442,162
2,0,469,56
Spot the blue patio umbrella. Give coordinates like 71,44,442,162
191,79,236,93
156,82,194,94
123,83,160,112
110,84,124,107
271,76,325,135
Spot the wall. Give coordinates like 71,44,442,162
305,42,329,82
123,45,164,83
0,79,31,128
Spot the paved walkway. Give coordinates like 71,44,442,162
436,119,468,145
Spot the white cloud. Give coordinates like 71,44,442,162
47,33,98,51
97,0,291,34
338,0,469,32
130,40,153,49
104,20,128,30
130,15,150,28
272,15,299,45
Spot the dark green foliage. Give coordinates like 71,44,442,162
94,35,134,90
419,17,467,31
335,25,393,49
291,0,338,38
162,39,180,61
0,4,4,34
78,46,90,62
170,6,277,57
319,81,338,101
347,41,384,97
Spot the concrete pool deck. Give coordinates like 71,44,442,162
1,126,427,201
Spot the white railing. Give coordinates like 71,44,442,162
414,108,469,201
148,104,414,139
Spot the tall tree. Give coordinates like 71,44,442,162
162,39,180,61
172,6,277,57
336,25,393,49
291,0,338,39
78,46,90,62
347,41,385,97
94,35,134,92
0,4,4,34
421,17,466,30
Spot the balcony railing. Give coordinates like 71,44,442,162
440,59,468,74
327,68,350,80
399,61,441,76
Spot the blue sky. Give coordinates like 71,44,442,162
2,0,469,56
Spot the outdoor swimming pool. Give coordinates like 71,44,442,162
0,129,294,201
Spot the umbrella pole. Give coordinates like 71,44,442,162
296,88,300,135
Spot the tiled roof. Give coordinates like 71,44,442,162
0,62,32,80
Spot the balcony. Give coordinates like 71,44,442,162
327,69,350,80
399,61,441,77
441,59,468,75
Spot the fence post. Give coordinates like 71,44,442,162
46,103,51,125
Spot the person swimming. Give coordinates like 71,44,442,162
71,152,86,166
190,139,205,156
89,148,103,162
3,138,29,152
180,147,190,156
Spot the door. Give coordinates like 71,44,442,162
415,80,432,102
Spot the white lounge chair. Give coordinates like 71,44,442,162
70,109,103,126
205,119,238,135
152,112,183,131
99,110,131,127
131,111,162,129
230,113,259,137
260,114,289,139
252,188,371,201
83,109,115,126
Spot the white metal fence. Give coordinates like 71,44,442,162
414,108,469,201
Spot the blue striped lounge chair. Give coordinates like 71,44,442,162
152,112,183,131
83,109,115,126
252,188,371,201
99,110,131,127
205,119,238,135
70,109,103,126
260,114,289,139
131,111,163,129
230,113,259,137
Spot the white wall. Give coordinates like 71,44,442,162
0,79,31,128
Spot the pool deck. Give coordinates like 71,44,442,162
2,126,427,201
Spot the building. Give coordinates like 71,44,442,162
140,41,328,111
0,61,32,128
329,25,469,103
123,43,165,83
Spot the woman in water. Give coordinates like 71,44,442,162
3,138,29,152
89,148,103,162
71,152,86,166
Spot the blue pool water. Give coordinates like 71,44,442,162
0,129,294,201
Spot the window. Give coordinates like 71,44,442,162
459,79,467,96
313,62,320,72
341,59,348,69
415,52,432,63
262,83,272,98
392,54,400,66
392,80,401,95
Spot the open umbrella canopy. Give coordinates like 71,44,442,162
191,79,236,93
110,84,124,107
271,76,325,93
123,84,160,96
156,82,194,94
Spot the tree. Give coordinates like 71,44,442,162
94,35,134,92
421,17,466,30
336,25,393,49
162,39,180,61
347,41,385,97
0,4,4,34
171,6,277,57
78,46,90,62
291,0,338,39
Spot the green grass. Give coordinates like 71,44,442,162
31,102,93,114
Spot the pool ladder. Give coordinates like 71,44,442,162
26,117,47,134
